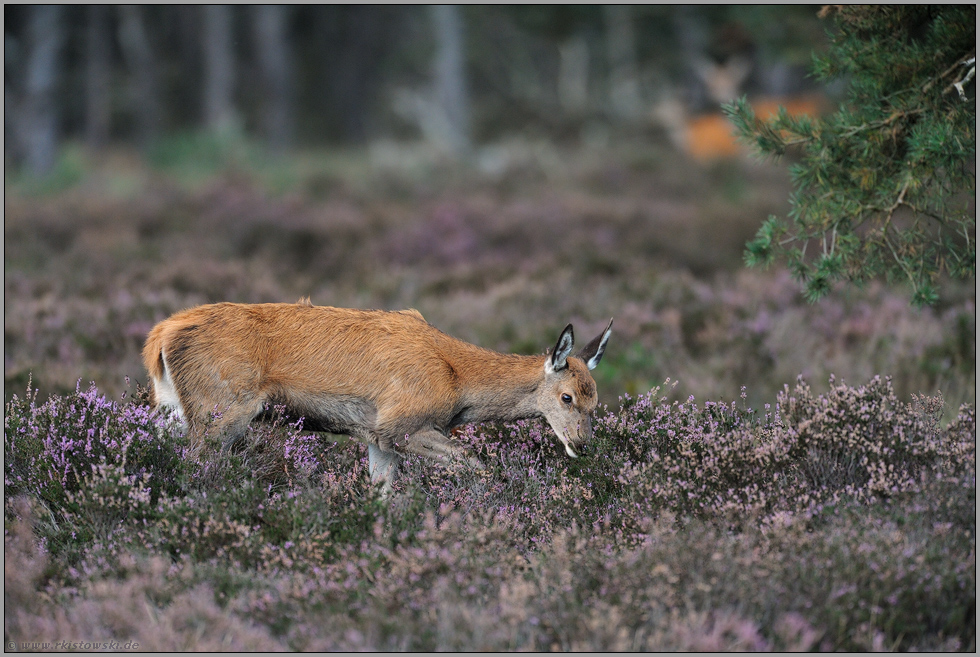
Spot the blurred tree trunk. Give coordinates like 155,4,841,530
252,5,294,152
18,5,66,176
431,5,470,156
328,7,386,144
604,5,642,121
671,7,711,111
558,34,589,115
202,5,236,133
85,5,111,152
118,5,161,150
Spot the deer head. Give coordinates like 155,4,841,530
539,319,613,457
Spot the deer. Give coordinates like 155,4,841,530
652,55,828,163
142,299,613,495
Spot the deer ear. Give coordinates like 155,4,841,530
546,324,574,373
577,318,613,370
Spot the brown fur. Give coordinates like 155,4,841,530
142,301,612,485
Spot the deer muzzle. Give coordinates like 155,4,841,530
551,416,592,458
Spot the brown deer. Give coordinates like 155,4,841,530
653,55,828,163
142,300,613,493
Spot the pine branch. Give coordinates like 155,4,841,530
731,6,975,305
923,49,976,93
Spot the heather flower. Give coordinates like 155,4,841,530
4,374,974,651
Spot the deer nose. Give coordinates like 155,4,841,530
565,419,592,450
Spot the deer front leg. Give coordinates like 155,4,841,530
398,428,485,471
368,444,401,498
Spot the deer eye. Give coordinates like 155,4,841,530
561,393,573,405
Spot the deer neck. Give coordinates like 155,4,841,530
450,349,545,426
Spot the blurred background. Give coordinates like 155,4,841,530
4,5,975,414
5,5,829,162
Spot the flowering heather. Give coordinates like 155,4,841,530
4,146,975,650
4,374,974,651
5,381,185,544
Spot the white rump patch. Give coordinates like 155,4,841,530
155,350,187,432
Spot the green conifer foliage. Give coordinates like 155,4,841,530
726,6,975,306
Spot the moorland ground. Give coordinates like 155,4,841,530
4,138,976,651
5,139,974,411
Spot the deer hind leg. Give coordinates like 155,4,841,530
217,412,258,453
181,395,266,455
217,397,270,453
